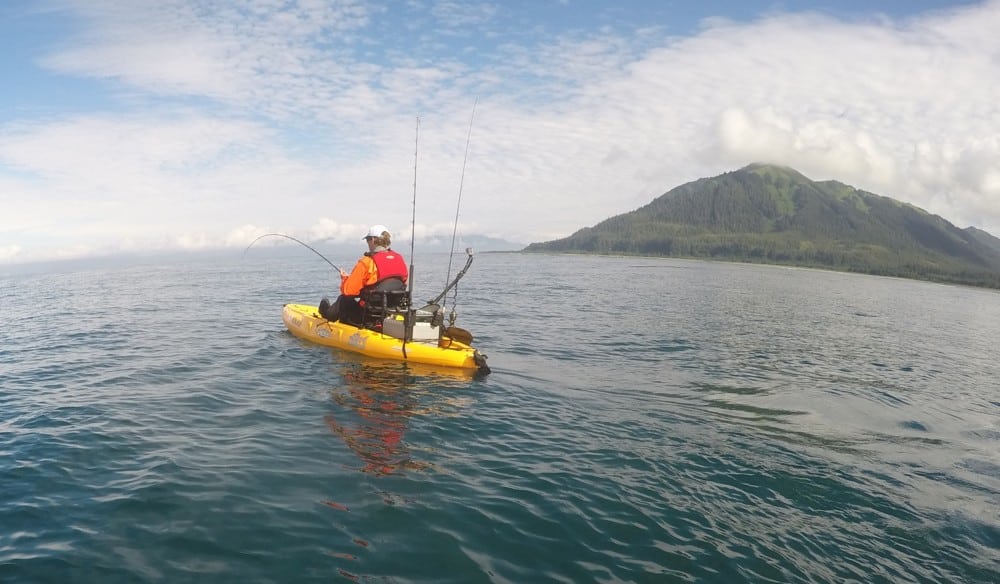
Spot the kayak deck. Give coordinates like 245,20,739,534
282,303,489,372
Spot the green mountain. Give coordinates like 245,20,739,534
524,163,1000,288
963,226,1000,257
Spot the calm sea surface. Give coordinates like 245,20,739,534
1,250,998,583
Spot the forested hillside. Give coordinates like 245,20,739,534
525,164,1000,288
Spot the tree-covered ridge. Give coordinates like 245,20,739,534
525,164,1000,288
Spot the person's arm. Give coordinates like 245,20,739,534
340,257,373,296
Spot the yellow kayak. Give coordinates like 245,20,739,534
282,303,490,373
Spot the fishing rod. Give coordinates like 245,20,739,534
442,97,479,297
401,117,420,356
243,233,342,272
428,248,474,306
439,99,478,312
407,118,419,303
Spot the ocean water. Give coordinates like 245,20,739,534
1,250,998,583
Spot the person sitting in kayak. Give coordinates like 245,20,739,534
318,224,409,327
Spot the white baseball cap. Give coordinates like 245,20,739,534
364,224,390,239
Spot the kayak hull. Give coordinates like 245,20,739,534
282,303,488,372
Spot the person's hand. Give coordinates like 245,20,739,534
339,269,348,279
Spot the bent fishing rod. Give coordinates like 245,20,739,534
243,233,342,273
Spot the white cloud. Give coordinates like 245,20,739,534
431,0,498,28
0,244,22,262
712,107,899,187
1,0,998,263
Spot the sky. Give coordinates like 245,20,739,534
1,0,998,264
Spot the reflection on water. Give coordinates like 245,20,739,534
325,361,425,477
319,354,479,584
324,357,473,477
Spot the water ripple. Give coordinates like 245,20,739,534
2,254,998,582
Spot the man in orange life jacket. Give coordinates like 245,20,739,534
318,225,409,327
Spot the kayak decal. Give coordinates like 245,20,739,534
317,326,330,338
348,332,366,349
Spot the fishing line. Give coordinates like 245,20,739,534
243,233,342,272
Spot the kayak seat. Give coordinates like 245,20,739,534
360,278,409,329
